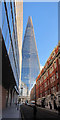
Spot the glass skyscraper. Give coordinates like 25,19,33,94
2,1,20,89
0,0,23,110
21,16,40,90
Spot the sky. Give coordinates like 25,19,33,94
23,2,58,68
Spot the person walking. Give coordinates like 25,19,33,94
49,102,52,109
54,99,57,110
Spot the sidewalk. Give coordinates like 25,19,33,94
2,104,21,119
38,106,58,114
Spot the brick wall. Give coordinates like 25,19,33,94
36,45,60,100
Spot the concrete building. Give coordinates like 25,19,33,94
0,0,23,111
20,81,28,97
36,43,60,109
19,81,29,103
21,16,40,92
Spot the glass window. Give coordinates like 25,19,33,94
6,1,9,9
46,71,48,77
11,24,13,38
2,13,7,41
7,2,12,31
2,2,5,29
7,31,11,54
44,82,47,87
54,61,57,68
48,80,49,85
12,2,15,24
7,2,11,20
56,71,58,79
10,15,12,31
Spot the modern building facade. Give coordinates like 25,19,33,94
21,16,40,91
20,81,28,97
0,0,23,110
15,0,23,91
18,81,29,103
36,43,60,109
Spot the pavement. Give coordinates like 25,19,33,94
2,104,21,120
20,104,60,120
38,106,58,113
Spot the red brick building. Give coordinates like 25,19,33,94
30,84,36,101
36,42,60,109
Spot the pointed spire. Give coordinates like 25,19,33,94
21,16,40,90
27,16,33,28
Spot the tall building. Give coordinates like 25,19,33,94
19,81,30,103
36,44,60,109
15,0,23,91
21,16,40,91
0,0,23,111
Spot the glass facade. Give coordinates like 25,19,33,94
21,16,40,90
1,1,20,89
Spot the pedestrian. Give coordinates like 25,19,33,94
17,101,19,110
49,102,52,109
33,105,37,120
58,101,60,115
54,100,57,110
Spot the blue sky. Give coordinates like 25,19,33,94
23,2,58,67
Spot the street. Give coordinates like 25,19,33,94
20,105,60,120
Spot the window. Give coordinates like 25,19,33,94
44,75,46,80
50,76,51,82
49,65,54,74
6,31,11,54
59,57,60,64
48,80,49,85
45,91,47,95
53,74,55,82
44,82,47,88
51,88,53,93
54,61,57,68
11,25,13,38
2,2,5,29
2,13,7,42
46,71,48,77
50,74,55,83
7,3,12,31
40,86,42,91
57,83,59,91
40,93,42,97
56,71,58,79
52,51,55,59
54,86,56,92
12,2,15,24
48,89,50,94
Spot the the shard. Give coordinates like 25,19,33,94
21,16,40,90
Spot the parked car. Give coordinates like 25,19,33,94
30,101,35,106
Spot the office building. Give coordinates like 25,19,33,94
21,16,40,91
0,0,23,110
15,0,23,91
